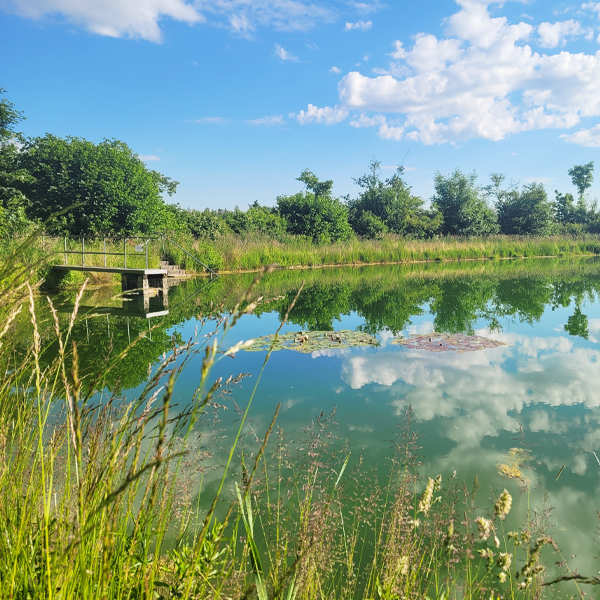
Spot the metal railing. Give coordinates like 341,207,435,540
42,233,219,278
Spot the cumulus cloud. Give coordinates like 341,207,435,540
138,154,160,161
344,19,372,31
275,43,299,61
292,103,348,124
537,19,587,48
247,115,285,126
305,0,600,145
0,0,203,42
561,124,600,147
330,66,342,74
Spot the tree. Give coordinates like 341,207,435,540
18,135,178,236
568,162,594,200
276,170,353,243
348,159,441,238
554,191,576,225
496,182,554,235
223,202,287,238
0,89,33,237
432,169,498,236
181,208,229,240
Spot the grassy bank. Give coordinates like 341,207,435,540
4,233,600,287
196,233,600,273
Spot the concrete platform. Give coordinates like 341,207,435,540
52,265,167,275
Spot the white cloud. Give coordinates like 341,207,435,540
196,0,335,33
186,116,226,124
138,154,160,161
345,19,372,31
582,2,600,18
330,66,342,74
538,20,585,48
1,0,335,41
561,124,600,147
292,103,348,124
275,43,299,61
350,113,386,128
247,115,285,126
330,0,600,145
350,0,385,14
1,0,203,42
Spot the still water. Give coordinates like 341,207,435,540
44,257,600,574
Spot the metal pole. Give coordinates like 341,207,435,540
82,236,85,266
124,238,127,268
103,238,106,267
64,236,67,265
145,241,148,269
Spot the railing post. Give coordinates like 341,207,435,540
64,236,67,265
103,238,106,267
145,240,148,269
82,236,85,266
124,238,127,268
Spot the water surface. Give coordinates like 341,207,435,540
39,257,600,574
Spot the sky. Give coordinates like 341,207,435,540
2,0,600,210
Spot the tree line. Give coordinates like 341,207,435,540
2,89,598,241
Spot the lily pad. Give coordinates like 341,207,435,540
245,330,379,354
391,332,507,353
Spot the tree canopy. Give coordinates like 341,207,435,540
18,135,178,236
0,89,32,236
348,159,441,238
276,170,353,243
432,169,498,236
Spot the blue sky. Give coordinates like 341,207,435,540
2,0,600,210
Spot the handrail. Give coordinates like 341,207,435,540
41,232,219,278
159,234,219,279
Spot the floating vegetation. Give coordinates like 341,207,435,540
245,329,379,353
392,332,508,353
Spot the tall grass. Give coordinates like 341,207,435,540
0,241,589,599
192,233,600,273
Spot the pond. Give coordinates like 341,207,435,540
39,256,600,578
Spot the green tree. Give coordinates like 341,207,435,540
432,169,498,236
18,135,178,236
496,182,554,235
223,202,287,237
554,191,576,225
350,210,388,239
184,208,229,239
277,170,352,243
0,89,33,237
568,162,594,200
348,159,441,238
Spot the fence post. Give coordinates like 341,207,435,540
64,236,67,265
145,240,148,269
124,238,127,268
103,238,107,267
82,236,85,266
